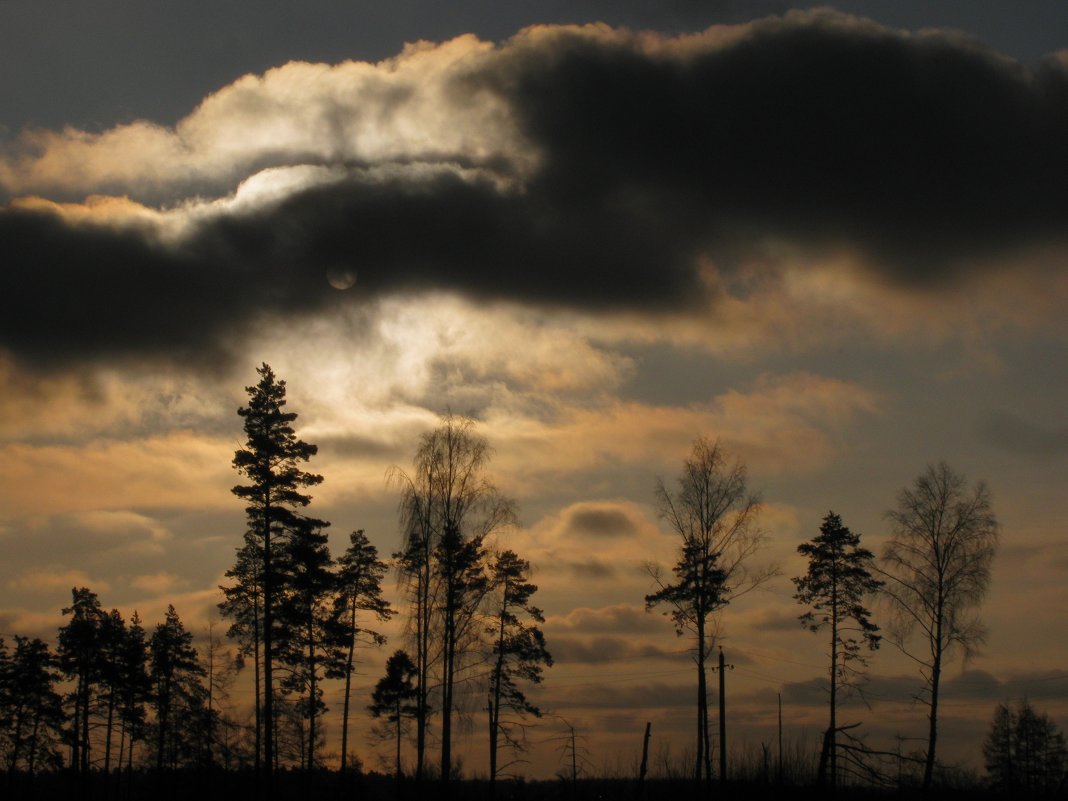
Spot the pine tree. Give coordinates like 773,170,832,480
149,606,206,770
793,511,882,786
275,513,338,769
334,529,393,772
117,611,150,782
57,587,105,773
3,636,64,776
984,700,1068,792
486,550,552,791
229,363,322,780
97,608,127,776
369,650,420,780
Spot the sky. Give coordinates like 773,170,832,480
2,0,1067,781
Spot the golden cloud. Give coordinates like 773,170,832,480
0,431,233,516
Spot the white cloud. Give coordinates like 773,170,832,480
0,35,531,202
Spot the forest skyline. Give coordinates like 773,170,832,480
2,0,1068,781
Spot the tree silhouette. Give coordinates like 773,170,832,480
334,529,393,772
793,511,882,787
486,549,552,792
57,586,105,774
391,413,515,782
984,700,1068,793
149,605,206,770
645,437,769,785
369,650,421,780
97,608,127,776
2,635,64,776
218,533,264,770
275,513,338,769
117,611,150,783
881,461,998,790
230,362,322,782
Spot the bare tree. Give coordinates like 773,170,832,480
881,461,998,791
390,413,516,783
645,436,772,785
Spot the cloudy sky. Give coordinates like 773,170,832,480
2,0,1067,779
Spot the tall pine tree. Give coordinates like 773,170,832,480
793,511,882,787
228,363,322,781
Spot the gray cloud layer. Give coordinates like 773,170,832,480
4,12,1068,368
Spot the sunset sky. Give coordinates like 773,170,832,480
2,0,1067,779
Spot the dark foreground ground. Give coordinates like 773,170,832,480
0,771,1042,801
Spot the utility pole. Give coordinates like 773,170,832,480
778,692,783,784
639,722,652,785
715,647,734,784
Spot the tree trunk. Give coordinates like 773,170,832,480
263,507,275,788
696,645,708,783
441,602,455,784
104,685,116,775
489,587,507,792
924,622,944,791
307,614,317,770
396,708,403,780
415,558,430,782
81,679,92,774
340,597,356,772
829,579,838,788
253,593,262,774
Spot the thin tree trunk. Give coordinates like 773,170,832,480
307,614,317,770
415,552,431,781
489,583,507,791
441,603,455,783
696,651,706,782
253,593,262,774
263,508,275,789
341,595,357,772
924,617,944,791
105,685,116,775
117,716,127,790
81,680,92,774
829,579,838,788
395,703,403,780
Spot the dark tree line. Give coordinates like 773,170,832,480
220,367,551,785
1,365,1028,794
0,364,553,790
0,588,242,784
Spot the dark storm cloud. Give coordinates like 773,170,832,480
4,12,1068,367
483,15,1068,284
